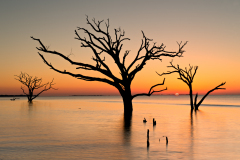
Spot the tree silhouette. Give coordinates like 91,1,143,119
158,61,226,112
31,17,187,116
15,72,57,103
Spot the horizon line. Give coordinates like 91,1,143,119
1,94,240,97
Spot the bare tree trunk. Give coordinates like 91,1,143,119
117,82,133,117
189,85,194,112
28,90,33,103
123,96,133,116
121,91,133,127
195,104,199,111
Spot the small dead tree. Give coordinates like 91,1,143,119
31,16,187,116
158,61,226,112
15,72,57,102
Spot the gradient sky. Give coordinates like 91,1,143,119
0,0,239,96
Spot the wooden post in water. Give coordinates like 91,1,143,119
163,136,168,145
147,129,149,147
153,118,156,126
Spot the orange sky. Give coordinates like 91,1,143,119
0,0,239,96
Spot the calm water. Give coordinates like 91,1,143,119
0,95,240,160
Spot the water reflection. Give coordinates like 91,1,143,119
20,101,38,115
1,96,240,159
28,102,34,111
122,113,132,146
189,111,194,160
188,109,202,159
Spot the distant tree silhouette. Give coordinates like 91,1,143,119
15,72,57,103
158,61,226,112
31,16,187,116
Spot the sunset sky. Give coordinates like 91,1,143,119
0,0,239,96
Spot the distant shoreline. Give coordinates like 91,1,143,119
0,95,107,97
71,95,105,96
0,94,238,97
0,95,27,97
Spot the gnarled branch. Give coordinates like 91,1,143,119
157,61,198,85
132,78,167,99
195,82,226,110
128,33,188,81
37,52,117,87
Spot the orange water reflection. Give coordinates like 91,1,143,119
0,96,240,159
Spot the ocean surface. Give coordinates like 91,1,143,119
0,95,240,160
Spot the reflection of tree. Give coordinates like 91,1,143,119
28,101,34,111
15,72,57,103
20,101,36,118
189,111,194,160
158,61,226,112
122,114,131,146
32,16,187,116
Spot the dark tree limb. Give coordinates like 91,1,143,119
132,78,167,99
157,61,198,85
38,52,117,88
31,37,121,84
195,82,226,110
32,78,57,100
128,34,188,81
20,86,28,95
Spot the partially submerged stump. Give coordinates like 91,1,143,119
153,118,156,126
147,129,150,147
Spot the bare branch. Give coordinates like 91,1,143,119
132,78,167,99
195,82,226,109
122,50,130,67
20,86,28,95
31,37,120,83
157,61,196,85
32,78,58,100
38,52,117,87
128,33,187,81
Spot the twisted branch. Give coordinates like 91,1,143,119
132,78,167,99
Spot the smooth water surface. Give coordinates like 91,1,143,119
0,95,240,159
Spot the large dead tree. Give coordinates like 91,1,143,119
158,61,226,112
15,72,57,103
31,17,187,116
